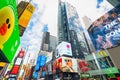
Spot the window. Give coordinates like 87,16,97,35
74,39,76,45
107,56,115,67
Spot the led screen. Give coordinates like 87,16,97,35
88,5,120,51
55,57,78,73
56,41,72,58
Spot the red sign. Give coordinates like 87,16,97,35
78,60,89,72
18,49,24,58
11,65,20,74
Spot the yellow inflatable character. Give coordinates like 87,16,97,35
0,6,14,50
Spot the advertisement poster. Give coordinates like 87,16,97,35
78,60,89,72
62,57,78,73
0,0,20,62
88,5,120,51
55,57,78,73
18,2,35,28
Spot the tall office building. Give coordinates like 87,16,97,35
58,2,89,59
40,32,50,51
40,32,58,52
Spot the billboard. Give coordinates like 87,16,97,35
55,41,72,58
15,58,22,65
78,60,89,73
18,1,35,36
55,57,78,73
88,5,120,51
0,0,20,62
11,65,20,75
18,2,35,28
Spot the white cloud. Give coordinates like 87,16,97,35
41,0,58,37
62,0,113,21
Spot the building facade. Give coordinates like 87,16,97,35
58,2,89,59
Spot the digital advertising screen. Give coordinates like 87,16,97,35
55,57,78,73
62,57,78,73
0,0,20,62
88,5,120,51
56,41,72,58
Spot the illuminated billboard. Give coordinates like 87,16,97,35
11,65,20,75
55,41,72,58
0,0,20,62
88,5,120,51
54,57,78,73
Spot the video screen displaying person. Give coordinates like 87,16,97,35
88,5,120,51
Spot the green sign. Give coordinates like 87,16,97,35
0,0,20,62
81,73,90,78
107,74,116,78
104,67,119,74
88,67,119,75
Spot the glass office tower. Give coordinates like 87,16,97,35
58,1,89,59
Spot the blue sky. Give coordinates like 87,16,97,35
20,0,113,61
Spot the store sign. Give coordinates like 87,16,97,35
15,58,22,65
104,67,119,74
88,67,119,75
81,73,90,78
96,50,108,58
11,65,20,74
88,5,120,51
0,0,20,62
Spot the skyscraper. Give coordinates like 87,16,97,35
58,1,89,59
40,32,50,51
